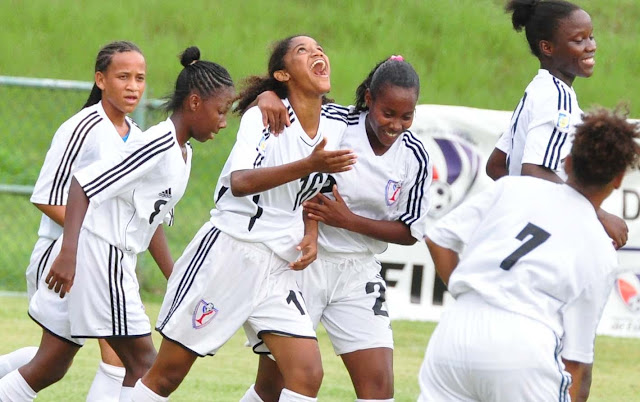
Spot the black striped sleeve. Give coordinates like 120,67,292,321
399,132,430,226
48,111,103,205
81,132,174,199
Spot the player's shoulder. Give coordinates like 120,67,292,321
526,70,571,109
54,103,105,137
321,103,359,126
399,129,430,160
136,118,177,146
241,105,267,128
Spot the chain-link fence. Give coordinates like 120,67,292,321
0,76,174,293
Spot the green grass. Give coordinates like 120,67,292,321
2,295,640,401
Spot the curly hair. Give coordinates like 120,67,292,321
571,107,640,186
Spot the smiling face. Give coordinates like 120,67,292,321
365,83,418,155
542,9,596,85
189,86,236,143
96,51,146,117
276,36,331,96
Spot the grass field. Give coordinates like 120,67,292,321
2,294,640,401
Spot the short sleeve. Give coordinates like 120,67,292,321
226,106,271,173
397,135,433,241
562,270,616,363
75,131,175,206
494,131,510,153
521,95,572,171
426,179,504,253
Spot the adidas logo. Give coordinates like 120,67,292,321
158,188,172,199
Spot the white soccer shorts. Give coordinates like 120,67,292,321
418,292,571,402
68,228,151,339
25,237,61,301
297,251,393,355
156,222,316,356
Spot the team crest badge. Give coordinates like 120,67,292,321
192,299,218,329
556,111,570,130
616,273,640,312
385,180,402,206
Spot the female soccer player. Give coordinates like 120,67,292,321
132,35,356,402
0,41,149,401
244,56,431,402
0,46,235,402
484,0,627,248
420,107,639,401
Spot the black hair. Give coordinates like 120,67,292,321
354,57,420,112
571,106,640,187
505,0,581,57
164,46,234,113
234,35,332,115
83,41,143,108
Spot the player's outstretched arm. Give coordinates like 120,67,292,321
230,138,356,197
45,178,89,298
425,236,459,286
303,185,416,245
256,90,290,134
521,163,564,183
563,359,593,402
148,225,174,279
485,148,508,181
596,208,628,249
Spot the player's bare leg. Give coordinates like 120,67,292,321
262,334,323,398
138,338,198,397
341,347,393,400
106,336,156,387
18,331,80,391
252,354,285,402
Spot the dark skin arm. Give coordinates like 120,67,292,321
485,148,508,181
424,236,459,286
303,186,416,245
521,163,564,183
33,204,66,226
147,225,174,279
290,213,318,270
230,137,356,197
563,359,593,402
256,91,291,134
45,178,88,297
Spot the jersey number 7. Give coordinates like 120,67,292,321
500,222,550,270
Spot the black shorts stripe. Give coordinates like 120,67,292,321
158,226,221,331
400,132,430,226
82,132,174,198
109,245,127,336
36,238,58,289
49,112,103,205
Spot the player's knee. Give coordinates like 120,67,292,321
353,368,394,397
288,363,323,393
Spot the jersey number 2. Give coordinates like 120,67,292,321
500,222,550,270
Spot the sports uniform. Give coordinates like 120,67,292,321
156,99,349,356
29,117,189,344
26,101,141,300
496,69,582,180
299,108,432,355
418,176,617,401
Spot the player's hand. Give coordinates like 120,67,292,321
303,185,353,229
257,91,290,135
290,234,317,270
45,251,76,298
598,209,628,249
306,137,356,173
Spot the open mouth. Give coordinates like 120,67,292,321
311,59,328,77
582,56,595,67
384,131,400,138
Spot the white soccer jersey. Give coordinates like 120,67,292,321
210,99,349,262
74,118,190,254
317,110,432,254
427,176,617,363
30,102,142,239
499,69,583,180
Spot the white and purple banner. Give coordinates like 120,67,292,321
379,104,640,338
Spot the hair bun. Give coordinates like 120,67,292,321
180,46,201,67
506,0,540,31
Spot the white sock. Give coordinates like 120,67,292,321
0,347,39,379
0,369,37,402
119,386,133,402
355,399,395,402
240,384,264,402
131,379,168,402
278,388,317,402
86,361,126,402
